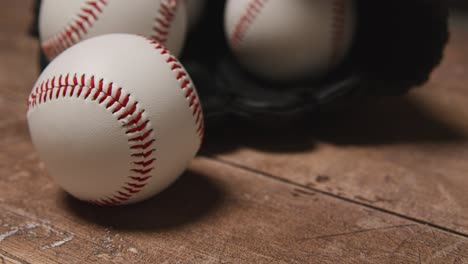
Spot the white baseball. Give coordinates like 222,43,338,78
185,0,207,30
39,0,187,61
225,0,356,82
27,34,204,205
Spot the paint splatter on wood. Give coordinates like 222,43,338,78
41,234,74,250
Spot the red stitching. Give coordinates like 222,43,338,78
134,159,156,167
131,150,155,159
130,176,152,182
152,0,179,45
42,0,180,61
27,74,156,206
123,187,142,194
231,0,348,66
118,191,132,198
42,0,108,60
230,0,268,49
114,195,130,202
330,0,348,65
131,168,154,175
127,183,147,189
129,129,153,142
130,139,155,150
147,39,205,145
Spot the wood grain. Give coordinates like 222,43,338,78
2,154,468,263
1,1,468,263
207,20,468,236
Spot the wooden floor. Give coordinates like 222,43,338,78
1,1,468,263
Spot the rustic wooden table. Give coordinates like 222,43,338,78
1,1,468,263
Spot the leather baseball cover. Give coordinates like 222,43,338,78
33,0,450,123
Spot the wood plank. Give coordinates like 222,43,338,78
206,18,468,235
2,1,468,263
1,151,468,263
0,1,39,143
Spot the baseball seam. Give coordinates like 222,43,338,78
231,0,349,67
41,0,179,60
42,0,108,60
27,74,157,206
330,0,348,65
151,0,179,44
28,39,203,205
229,0,268,49
147,38,205,143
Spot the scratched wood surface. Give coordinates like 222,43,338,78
206,15,468,236
1,1,468,263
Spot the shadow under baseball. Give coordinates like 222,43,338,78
59,170,225,231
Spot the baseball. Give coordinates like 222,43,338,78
225,0,356,82
39,0,187,61
185,0,207,30
27,34,204,205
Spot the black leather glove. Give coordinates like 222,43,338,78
34,0,449,124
